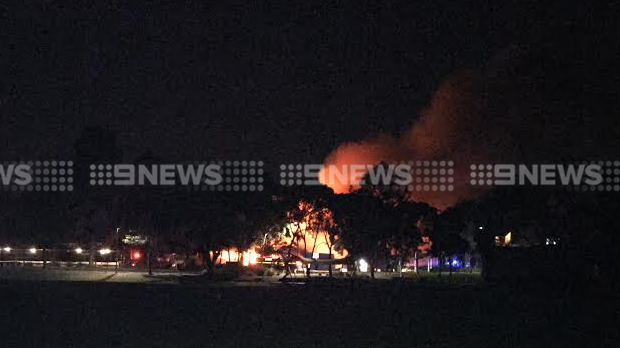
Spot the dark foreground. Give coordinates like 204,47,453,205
0,278,616,348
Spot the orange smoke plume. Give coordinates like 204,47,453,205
320,71,489,209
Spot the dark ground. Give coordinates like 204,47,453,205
0,278,616,348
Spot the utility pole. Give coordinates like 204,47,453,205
147,236,152,276
115,227,120,274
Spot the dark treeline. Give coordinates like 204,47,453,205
1,127,619,292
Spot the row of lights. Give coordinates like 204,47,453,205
1,247,113,255
1,247,37,254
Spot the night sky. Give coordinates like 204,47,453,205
1,1,618,164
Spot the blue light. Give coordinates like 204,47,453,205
451,258,460,267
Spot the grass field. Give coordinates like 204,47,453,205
0,269,616,348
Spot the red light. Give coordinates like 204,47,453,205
131,251,142,260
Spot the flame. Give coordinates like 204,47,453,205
280,226,347,258
215,202,348,265
218,248,259,266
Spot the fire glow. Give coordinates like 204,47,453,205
319,72,490,209
214,203,347,266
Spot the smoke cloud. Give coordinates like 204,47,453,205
320,71,486,208
320,46,602,209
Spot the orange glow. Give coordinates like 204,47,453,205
280,227,347,258
242,249,259,266
217,248,261,266
220,249,241,263
418,236,432,253
319,135,401,193
278,202,348,259
318,73,491,210
213,202,348,266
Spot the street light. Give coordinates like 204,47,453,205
358,259,369,272
29,247,37,254
2,247,10,253
99,248,111,255
75,247,83,254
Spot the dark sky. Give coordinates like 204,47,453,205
1,1,617,164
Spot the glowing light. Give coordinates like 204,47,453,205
218,249,262,266
340,267,348,273
495,231,512,246
29,247,37,254
358,259,368,272
281,220,348,259
132,251,142,260
546,237,558,245
3,247,10,253
241,249,259,266
478,226,484,230
75,248,83,254
220,250,240,264
99,248,111,255
248,250,258,265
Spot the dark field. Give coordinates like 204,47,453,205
0,278,616,348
